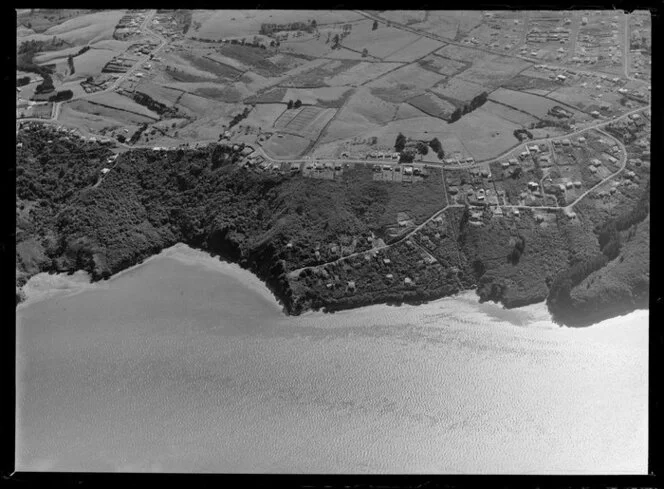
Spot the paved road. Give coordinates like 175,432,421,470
287,203,465,277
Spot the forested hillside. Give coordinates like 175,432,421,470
16,125,649,323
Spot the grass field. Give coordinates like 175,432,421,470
545,86,614,115
417,54,468,77
274,106,337,139
435,44,494,62
382,36,444,62
268,53,312,71
33,46,80,64
500,72,562,93
242,103,286,128
343,21,421,60
335,88,397,125
324,62,402,87
68,48,119,79
482,100,539,126
17,9,92,34
59,103,138,133
430,77,488,104
42,10,125,45
366,63,445,102
401,11,483,40
455,54,532,89
194,85,245,103
448,108,520,159
262,132,311,159
407,92,456,119
489,87,571,118
179,52,245,80
244,86,288,104
67,96,159,125
281,86,352,106
282,59,360,87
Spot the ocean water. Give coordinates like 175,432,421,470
16,245,648,474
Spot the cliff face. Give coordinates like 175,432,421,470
16,126,649,324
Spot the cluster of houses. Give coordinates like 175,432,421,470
113,10,148,40
365,151,400,160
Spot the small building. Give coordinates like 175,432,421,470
578,137,586,143
561,139,571,146
591,110,600,118
566,181,574,189
404,277,414,286
574,181,582,187
509,158,518,165
501,161,510,168
101,168,111,174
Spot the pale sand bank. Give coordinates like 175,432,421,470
18,243,649,338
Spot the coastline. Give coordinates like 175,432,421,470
18,243,649,329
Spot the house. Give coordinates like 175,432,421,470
465,157,474,164
404,277,414,286
501,161,510,168
591,110,600,118
578,137,586,143
509,158,519,165
566,181,574,189
574,181,582,187
528,181,539,190
101,168,111,174
561,139,571,146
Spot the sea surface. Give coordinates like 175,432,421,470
16,244,648,474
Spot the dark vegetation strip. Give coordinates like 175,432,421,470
83,100,160,120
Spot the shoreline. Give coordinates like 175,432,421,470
17,243,649,329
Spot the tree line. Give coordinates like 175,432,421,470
447,91,488,123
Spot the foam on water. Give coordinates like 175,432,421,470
16,245,648,474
